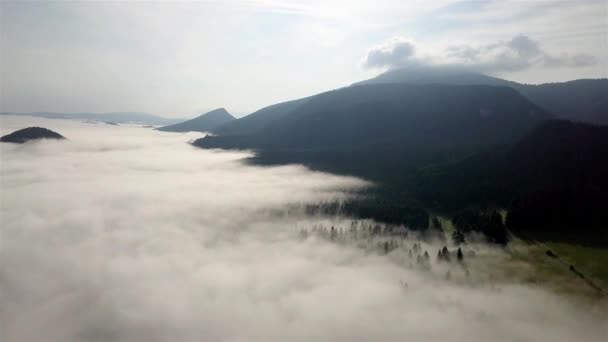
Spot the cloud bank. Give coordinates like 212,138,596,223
363,34,597,72
1,116,606,341
362,37,417,69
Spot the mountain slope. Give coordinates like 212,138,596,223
157,108,235,133
355,66,607,126
213,98,309,135
517,79,608,126
197,84,550,151
1,127,65,143
411,120,608,236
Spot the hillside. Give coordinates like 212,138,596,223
194,82,608,244
1,127,65,143
203,68,605,139
196,83,550,151
157,108,235,133
504,121,608,240
517,79,608,126
213,98,309,135
409,120,608,242
354,67,607,126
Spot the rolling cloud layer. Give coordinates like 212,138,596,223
1,117,606,341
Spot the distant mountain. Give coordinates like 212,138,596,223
213,98,309,135
1,127,65,143
354,66,608,126
0,112,186,126
196,83,550,151
157,108,235,133
517,79,608,126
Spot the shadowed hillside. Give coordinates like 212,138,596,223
354,66,608,126
213,98,310,135
197,83,550,151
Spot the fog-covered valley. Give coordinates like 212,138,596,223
1,116,606,341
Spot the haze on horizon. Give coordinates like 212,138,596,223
1,0,606,117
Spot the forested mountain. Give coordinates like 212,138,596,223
196,84,550,151
191,68,606,243
157,108,235,133
194,80,606,243
0,112,186,126
213,97,309,135
1,127,65,143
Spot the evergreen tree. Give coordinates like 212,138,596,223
442,246,450,261
457,247,464,262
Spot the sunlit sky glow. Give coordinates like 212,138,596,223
1,0,606,117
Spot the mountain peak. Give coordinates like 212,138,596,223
157,108,235,133
203,108,234,119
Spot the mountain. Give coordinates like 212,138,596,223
196,83,550,151
1,127,65,143
206,67,604,142
157,108,235,133
354,66,608,126
210,67,513,138
192,71,605,242
0,112,186,126
213,98,309,135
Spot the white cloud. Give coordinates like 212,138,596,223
1,1,605,114
363,34,598,72
362,37,417,69
1,116,607,341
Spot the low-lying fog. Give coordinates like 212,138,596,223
1,116,606,341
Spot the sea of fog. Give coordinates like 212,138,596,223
1,116,606,341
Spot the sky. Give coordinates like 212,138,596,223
1,0,606,117
1,116,607,340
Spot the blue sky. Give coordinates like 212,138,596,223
1,0,606,117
